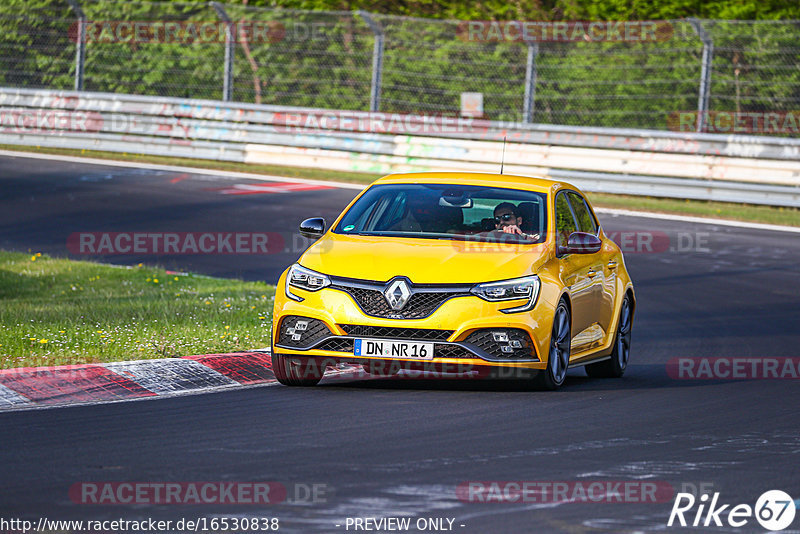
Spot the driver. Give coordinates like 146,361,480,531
493,202,537,240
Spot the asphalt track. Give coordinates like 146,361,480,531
1,153,800,533
0,154,360,282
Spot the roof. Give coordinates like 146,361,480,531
373,171,575,193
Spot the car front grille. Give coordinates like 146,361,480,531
339,324,453,341
329,277,471,320
277,319,534,361
433,344,475,359
316,338,355,352
340,287,459,319
314,337,474,359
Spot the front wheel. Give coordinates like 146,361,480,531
586,294,633,378
272,353,324,386
535,301,571,390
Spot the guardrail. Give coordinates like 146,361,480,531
1,87,799,207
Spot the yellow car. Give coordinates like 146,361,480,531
271,172,634,390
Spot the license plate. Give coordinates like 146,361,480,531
353,338,434,360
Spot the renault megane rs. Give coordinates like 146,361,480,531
271,172,634,390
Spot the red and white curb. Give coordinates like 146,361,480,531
0,352,274,410
0,351,366,411
0,352,264,410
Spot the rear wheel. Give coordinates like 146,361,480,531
535,301,571,390
586,294,632,378
271,353,324,386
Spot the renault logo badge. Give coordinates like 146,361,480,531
384,279,411,310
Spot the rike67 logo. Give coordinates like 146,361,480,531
668,490,796,531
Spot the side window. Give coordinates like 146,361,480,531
566,192,598,235
555,193,577,249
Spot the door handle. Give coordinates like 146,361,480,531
607,261,618,269
587,269,598,278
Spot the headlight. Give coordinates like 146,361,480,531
285,264,331,302
470,275,540,313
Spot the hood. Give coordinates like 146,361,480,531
298,233,552,284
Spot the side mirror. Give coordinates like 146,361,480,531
560,232,601,255
299,217,326,239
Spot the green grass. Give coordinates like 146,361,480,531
0,250,275,369
3,144,798,227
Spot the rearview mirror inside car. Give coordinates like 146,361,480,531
439,190,473,208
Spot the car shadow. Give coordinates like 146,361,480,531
316,363,737,393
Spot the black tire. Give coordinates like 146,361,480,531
271,353,324,386
586,294,633,378
535,300,571,390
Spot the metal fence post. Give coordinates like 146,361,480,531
358,11,384,112
689,19,713,133
522,43,539,124
65,0,85,91
211,2,234,102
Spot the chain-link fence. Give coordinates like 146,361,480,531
1,0,799,133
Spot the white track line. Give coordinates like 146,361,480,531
594,207,800,234
0,149,365,190
2,149,797,233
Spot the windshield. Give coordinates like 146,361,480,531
334,184,547,243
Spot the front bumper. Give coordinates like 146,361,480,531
272,273,551,371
